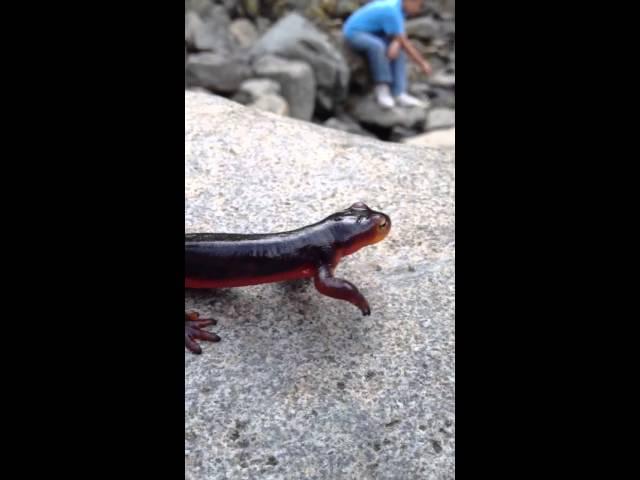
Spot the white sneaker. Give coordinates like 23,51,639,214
375,84,395,109
395,93,428,108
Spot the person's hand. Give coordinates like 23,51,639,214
387,40,401,60
420,60,432,76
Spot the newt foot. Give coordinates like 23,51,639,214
185,312,220,354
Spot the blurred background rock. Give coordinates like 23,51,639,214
185,0,454,146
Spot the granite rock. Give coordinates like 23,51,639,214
185,91,455,480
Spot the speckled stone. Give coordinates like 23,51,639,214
403,127,455,156
185,91,455,480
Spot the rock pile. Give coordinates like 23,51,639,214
185,0,455,143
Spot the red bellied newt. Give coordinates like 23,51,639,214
185,202,391,354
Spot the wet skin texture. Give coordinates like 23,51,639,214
185,202,391,354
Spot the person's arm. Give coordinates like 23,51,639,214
388,35,432,75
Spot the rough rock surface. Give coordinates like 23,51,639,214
427,86,455,109
253,55,316,121
429,69,455,89
323,115,376,137
426,108,455,130
230,18,259,49
349,95,428,129
232,78,282,105
185,52,253,93
185,0,218,17
251,13,350,110
249,93,289,116
405,16,441,40
185,91,455,480
404,127,455,155
185,7,233,53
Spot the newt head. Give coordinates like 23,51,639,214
329,202,392,257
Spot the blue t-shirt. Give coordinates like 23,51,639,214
343,0,405,40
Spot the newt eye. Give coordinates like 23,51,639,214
351,202,368,210
378,220,387,229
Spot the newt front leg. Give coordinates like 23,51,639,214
185,311,220,354
313,264,371,316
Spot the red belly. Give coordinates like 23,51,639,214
185,267,316,289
